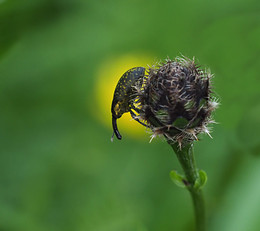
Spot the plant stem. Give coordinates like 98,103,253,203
169,142,206,231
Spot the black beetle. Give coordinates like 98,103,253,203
111,67,148,141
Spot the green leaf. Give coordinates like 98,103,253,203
170,170,186,188
194,170,208,190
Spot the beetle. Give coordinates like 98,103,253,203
111,67,148,141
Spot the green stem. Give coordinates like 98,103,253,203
169,142,206,231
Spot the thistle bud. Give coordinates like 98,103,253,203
134,57,218,147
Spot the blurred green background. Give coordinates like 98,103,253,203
0,0,260,230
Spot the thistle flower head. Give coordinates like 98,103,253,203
133,57,218,147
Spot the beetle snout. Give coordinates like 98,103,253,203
112,116,122,140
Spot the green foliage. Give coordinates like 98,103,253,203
0,0,259,231
194,170,208,190
170,170,186,188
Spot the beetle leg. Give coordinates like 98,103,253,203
131,105,141,113
112,116,122,140
130,110,149,128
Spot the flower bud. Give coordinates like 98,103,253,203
134,57,218,147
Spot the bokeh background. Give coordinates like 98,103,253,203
0,0,260,230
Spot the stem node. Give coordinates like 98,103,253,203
169,142,206,231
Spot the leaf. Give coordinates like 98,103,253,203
194,170,207,190
170,170,186,188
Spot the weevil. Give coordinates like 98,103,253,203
111,67,148,141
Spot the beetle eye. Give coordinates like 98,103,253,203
114,103,120,112
114,103,120,116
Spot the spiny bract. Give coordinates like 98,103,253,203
133,57,218,147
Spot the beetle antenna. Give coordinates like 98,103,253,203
111,132,114,142
112,116,122,140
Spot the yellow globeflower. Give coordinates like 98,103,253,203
95,53,154,140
